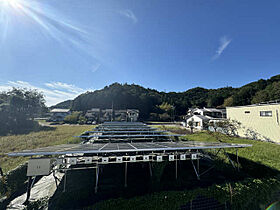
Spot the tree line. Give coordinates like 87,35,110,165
53,74,280,120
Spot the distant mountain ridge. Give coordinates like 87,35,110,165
50,100,72,110
51,74,280,120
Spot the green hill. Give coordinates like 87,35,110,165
53,74,280,120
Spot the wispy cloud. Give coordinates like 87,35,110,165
212,36,232,60
44,82,84,94
92,63,101,73
118,9,138,24
0,81,92,106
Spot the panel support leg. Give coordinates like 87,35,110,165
236,149,240,172
197,158,199,174
175,158,178,180
124,162,127,188
191,160,200,180
63,170,67,193
53,171,58,188
149,162,152,177
223,149,236,170
95,165,99,193
23,176,34,205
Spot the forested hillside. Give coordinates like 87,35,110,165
53,74,280,120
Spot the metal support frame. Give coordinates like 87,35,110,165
191,160,200,180
197,150,200,174
23,176,36,205
222,149,236,170
149,162,152,177
175,155,178,179
124,162,128,187
63,170,67,193
95,165,99,193
52,171,61,188
236,149,240,171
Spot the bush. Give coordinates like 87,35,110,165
64,112,81,124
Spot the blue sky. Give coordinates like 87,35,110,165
0,0,279,105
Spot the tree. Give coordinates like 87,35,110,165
223,97,234,107
188,119,194,134
0,88,46,135
64,112,81,124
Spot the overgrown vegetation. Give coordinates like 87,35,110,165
0,124,93,173
64,111,87,124
93,178,280,210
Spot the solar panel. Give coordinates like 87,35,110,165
94,126,156,131
78,134,182,138
84,130,167,134
8,141,252,157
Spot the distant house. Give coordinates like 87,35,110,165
102,109,113,122
114,110,128,121
50,109,71,122
127,109,139,122
186,115,212,130
184,107,225,130
85,108,101,123
188,108,226,118
227,101,280,143
85,108,140,123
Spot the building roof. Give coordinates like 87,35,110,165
50,109,70,113
190,107,223,113
203,108,223,112
90,108,100,112
187,115,212,121
226,100,280,109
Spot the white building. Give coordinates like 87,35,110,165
184,107,226,130
188,108,226,118
227,102,280,143
50,109,71,122
186,115,212,130
127,109,139,122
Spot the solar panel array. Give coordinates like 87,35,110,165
8,141,251,156
8,122,252,157
79,122,180,142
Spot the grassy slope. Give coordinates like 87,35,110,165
185,132,280,171
155,125,280,171
0,125,93,173
93,131,280,210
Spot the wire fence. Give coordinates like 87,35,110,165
181,195,228,210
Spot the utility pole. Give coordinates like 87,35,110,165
111,101,114,122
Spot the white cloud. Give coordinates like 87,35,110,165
92,63,101,73
0,81,91,106
118,9,138,23
213,36,232,60
45,82,84,94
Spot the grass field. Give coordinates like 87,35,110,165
4,124,279,209
184,132,280,172
92,130,280,210
0,124,93,173
155,125,280,171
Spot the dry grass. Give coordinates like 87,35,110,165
0,125,93,173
